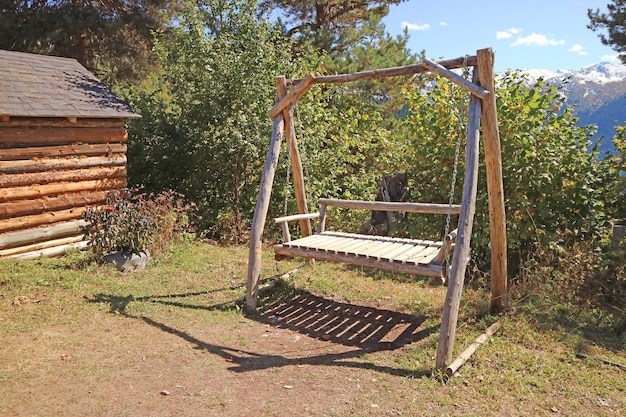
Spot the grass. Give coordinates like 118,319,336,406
0,241,625,416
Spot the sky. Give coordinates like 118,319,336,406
382,0,622,72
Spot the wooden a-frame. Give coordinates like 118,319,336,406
246,48,507,370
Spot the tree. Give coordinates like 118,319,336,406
123,0,305,242
0,0,178,84
588,0,626,65
262,0,405,55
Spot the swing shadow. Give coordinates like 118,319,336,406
90,283,437,378
257,287,436,351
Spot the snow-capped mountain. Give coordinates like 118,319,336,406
521,62,626,155
524,62,626,86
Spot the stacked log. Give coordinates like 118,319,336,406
0,118,129,259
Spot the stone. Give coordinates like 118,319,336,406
103,250,150,272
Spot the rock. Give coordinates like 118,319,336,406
103,250,151,272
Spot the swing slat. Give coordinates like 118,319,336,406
273,199,458,278
274,231,452,278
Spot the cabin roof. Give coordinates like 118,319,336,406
0,49,139,120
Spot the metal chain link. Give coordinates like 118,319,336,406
283,126,291,216
444,59,471,274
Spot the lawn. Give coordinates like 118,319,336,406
1,241,624,416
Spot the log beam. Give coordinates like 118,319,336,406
0,178,126,203
0,207,93,233
268,74,317,118
422,58,489,99
0,220,87,249
0,155,126,174
0,127,127,145
0,191,110,219
476,48,508,315
288,55,478,86
0,166,126,188
445,321,501,376
436,74,482,369
276,76,312,237
0,143,126,161
246,115,285,310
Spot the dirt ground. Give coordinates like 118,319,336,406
2,248,624,417
1,285,459,417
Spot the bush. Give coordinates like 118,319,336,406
83,189,194,262
402,72,613,273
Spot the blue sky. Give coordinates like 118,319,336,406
382,0,621,72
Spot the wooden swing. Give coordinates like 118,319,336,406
246,48,508,370
273,198,460,280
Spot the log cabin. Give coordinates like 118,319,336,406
0,49,140,259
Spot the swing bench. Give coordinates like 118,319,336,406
271,61,471,281
246,49,508,371
274,200,461,279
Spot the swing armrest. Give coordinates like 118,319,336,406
445,228,458,242
274,213,321,243
432,228,458,265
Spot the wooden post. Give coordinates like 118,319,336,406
476,48,508,315
246,115,285,310
436,78,481,369
276,76,312,237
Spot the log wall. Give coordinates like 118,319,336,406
0,118,129,259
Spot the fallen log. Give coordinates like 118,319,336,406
445,321,501,377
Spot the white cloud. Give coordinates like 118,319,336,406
601,53,621,62
439,21,448,27
511,33,565,47
402,21,430,31
496,28,521,40
568,44,587,55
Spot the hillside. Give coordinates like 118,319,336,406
524,63,626,155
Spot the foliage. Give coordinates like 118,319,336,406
83,190,158,262
599,124,626,221
261,0,405,55
82,189,193,262
0,0,179,85
517,237,626,334
588,0,626,65
402,71,614,271
277,80,408,234
124,0,307,243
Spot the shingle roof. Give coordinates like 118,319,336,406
0,49,140,119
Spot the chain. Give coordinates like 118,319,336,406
283,131,291,216
444,58,470,275
293,103,311,212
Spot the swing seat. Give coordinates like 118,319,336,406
273,198,460,279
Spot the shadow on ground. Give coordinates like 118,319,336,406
257,288,435,352
91,282,437,378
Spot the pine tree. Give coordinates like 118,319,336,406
0,0,180,84
588,0,626,64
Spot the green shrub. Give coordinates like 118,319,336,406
83,189,194,262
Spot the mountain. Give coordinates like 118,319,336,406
521,62,626,155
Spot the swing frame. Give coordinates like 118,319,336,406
246,48,508,370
